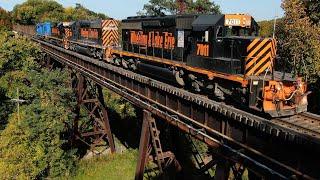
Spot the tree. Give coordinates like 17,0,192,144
12,0,65,24
278,0,320,82
0,30,39,127
11,0,108,25
305,1,320,25
138,0,220,16
258,18,285,38
190,0,220,14
258,20,274,37
0,31,77,178
0,7,12,31
0,70,77,179
62,4,108,21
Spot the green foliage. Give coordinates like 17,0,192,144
0,30,40,126
258,20,274,37
0,31,77,179
190,0,221,14
63,3,108,21
305,1,320,25
11,0,108,25
0,31,39,73
69,150,137,180
0,70,77,179
278,0,320,82
138,0,220,16
103,89,136,119
12,0,65,24
0,7,12,30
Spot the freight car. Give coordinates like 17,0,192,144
12,24,35,36
33,14,308,118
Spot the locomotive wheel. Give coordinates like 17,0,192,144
121,59,129,69
175,70,185,86
69,44,75,51
188,74,204,92
114,58,121,66
91,48,97,58
128,59,137,71
96,50,103,60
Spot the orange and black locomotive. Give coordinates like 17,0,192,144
35,13,309,117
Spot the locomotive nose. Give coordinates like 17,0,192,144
245,38,277,77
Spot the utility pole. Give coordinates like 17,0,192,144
11,88,26,121
273,15,278,39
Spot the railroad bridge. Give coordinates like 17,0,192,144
31,37,320,180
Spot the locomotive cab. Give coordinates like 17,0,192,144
188,14,260,75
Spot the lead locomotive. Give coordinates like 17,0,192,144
36,14,309,117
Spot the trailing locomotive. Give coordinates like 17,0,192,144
34,14,308,117
36,19,119,59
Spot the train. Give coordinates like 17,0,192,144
30,13,308,117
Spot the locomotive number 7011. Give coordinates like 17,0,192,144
225,19,241,26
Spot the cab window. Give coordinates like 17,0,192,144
226,26,258,37
216,26,223,38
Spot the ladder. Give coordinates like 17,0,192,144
186,135,206,170
148,116,165,173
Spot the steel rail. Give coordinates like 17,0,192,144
36,39,317,179
272,112,320,139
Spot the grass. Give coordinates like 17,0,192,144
67,150,138,180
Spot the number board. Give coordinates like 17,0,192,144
225,19,241,26
224,14,252,27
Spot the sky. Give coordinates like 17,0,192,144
0,0,284,21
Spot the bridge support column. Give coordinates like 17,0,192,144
135,110,180,180
214,158,231,180
248,170,262,180
135,110,151,180
73,73,115,155
231,163,245,179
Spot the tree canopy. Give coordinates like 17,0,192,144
277,0,320,82
138,0,220,16
305,1,320,25
12,0,64,24
0,30,77,179
258,20,274,37
0,7,12,30
63,3,108,22
11,0,108,25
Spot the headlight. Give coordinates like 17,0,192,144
296,78,303,90
275,83,282,91
301,96,308,105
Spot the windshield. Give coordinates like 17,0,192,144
226,26,259,37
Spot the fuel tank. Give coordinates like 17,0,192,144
136,62,178,85
74,45,91,56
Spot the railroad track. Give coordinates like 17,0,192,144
272,112,320,139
